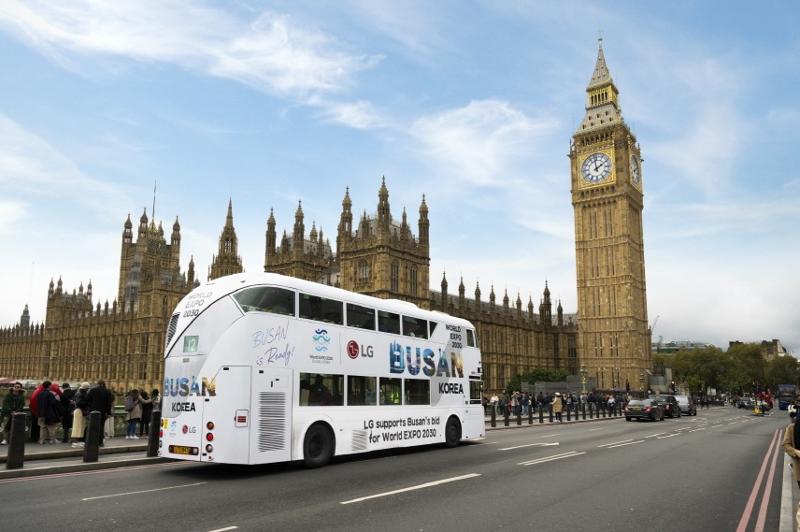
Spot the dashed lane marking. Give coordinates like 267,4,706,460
656,433,680,440
208,527,238,532
518,451,586,466
498,442,559,451
645,433,666,439
82,482,207,501
340,473,481,505
607,440,645,449
596,439,632,448
688,427,706,432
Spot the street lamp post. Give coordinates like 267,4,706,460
639,372,645,393
580,366,587,394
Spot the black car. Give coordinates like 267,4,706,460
624,399,664,422
652,395,682,418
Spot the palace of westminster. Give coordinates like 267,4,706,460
0,43,652,395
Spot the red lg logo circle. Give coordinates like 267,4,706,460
347,340,359,359
182,425,188,434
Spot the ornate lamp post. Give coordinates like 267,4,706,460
580,366,587,394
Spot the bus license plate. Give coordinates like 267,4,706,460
170,445,196,455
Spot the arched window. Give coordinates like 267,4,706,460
357,260,370,283
390,262,399,292
410,266,418,296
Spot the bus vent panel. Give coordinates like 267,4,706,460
257,392,287,452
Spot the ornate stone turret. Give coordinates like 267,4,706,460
20,305,30,329
458,276,465,307
440,271,448,308
209,199,244,280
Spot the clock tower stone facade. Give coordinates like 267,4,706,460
570,41,651,390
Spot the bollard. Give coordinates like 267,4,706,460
548,405,554,423
147,411,162,457
539,405,544,424
84,411,102,463
516,411,522,426
491,407,496,428
528,405,533,425
566,407,571,422
6,412,27,470
503,409,509,427
602,405,607,418
589,404,594,419
582,403,586,420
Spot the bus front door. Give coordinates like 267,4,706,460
250,367,293,464
203,365,251,464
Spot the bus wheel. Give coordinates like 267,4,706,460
303,422,334,468
444,416,461,448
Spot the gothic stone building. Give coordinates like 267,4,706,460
0,210,198,393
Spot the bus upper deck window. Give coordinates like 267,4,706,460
467,329,476,348
378,311,400,335
402,316,428,339
233,286,295,316
299,293,343,325
346,303,376,330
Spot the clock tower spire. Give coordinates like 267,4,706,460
570,40,651,391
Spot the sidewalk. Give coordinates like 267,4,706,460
484,409,623,430
0,436,164,480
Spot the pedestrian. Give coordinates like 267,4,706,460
37,381,62,444
60,383,76,443
552,392,564,422
607,394,616,415
151,389,161,413
85,379,114,446
28,380,63,443
1,381,25,444
139,390,153,437
125,389,142,439
70,382,91,447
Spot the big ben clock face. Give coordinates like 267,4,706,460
581,152,612,183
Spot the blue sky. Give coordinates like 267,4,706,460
0,1,798,353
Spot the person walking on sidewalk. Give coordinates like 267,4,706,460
782,409,800,529
29,380,62,443
37,381,62,444
125,389,142,439
60,383,76,443
138,390,153,437
85,380,114,446
70,382,91,447
1,381,25,445
552,392,564,422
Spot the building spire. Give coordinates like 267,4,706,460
588,37,612,89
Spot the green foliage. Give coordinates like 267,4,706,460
505,368,568,397
765,355,799,389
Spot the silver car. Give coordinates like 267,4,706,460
674,394,696,416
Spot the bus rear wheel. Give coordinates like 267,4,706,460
303,422,334,468
444,416,461,448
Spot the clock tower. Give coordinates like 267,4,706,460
570,40,651,391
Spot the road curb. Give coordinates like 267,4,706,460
0,444,148,464
0,456,171,480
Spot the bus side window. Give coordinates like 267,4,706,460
233,286,295,316
299,373,344,406
405,379,430,405
429,321,438,337
299,293,343,325
402,316,428,339
378,311,400,335
347,375,377,406
467,329,476,348
379,377,402,405
346,303,376,330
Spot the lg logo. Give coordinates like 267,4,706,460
347,340,374,359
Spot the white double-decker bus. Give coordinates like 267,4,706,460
160,272,484,467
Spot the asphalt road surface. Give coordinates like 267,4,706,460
0,407,791,532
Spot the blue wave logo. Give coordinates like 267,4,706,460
312,329,331,352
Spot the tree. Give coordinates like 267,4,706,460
765,356,799,390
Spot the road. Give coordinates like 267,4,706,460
0,407,791,531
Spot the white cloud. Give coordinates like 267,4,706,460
0,200,27,235
0,1,381,124
411,99,558,187
314,99,386,130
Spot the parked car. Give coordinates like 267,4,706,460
651,395,682,418
737,397,754,409
625,398,664,422
674,394,696,416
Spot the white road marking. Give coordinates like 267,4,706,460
608,440,645,449
645,433,666,439
82,482,207,501
208,527,238,532
340,473,481,505
657,433,680,440
596,439,632,448
587,427,606,431
518,451,586,466
780,452,795,532
499,442,559,451
688,427,706,432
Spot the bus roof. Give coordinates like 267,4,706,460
192,272,477,329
